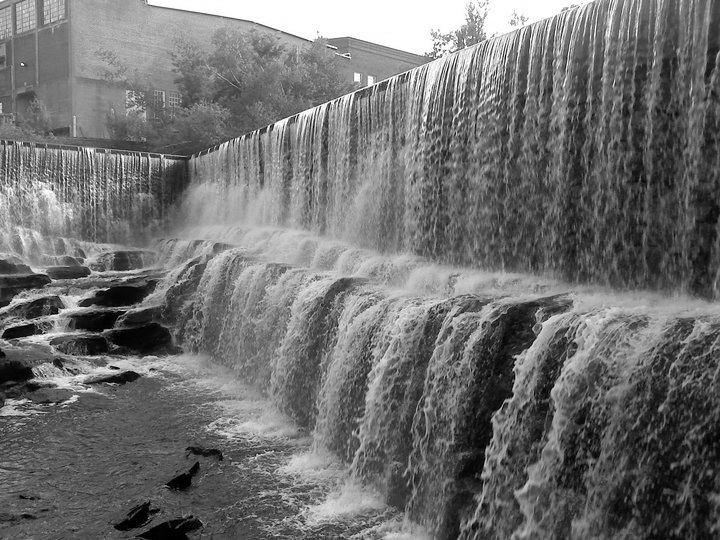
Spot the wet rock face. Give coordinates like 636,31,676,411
0,255,32,275
49,334,109,356
89,250,155,272
45,266,92,280
0,356,34,383
116,306,163,327
78,282,158,308
68,309,126,332
105,323,174,354
84,370,141,385
0,295,65,320
0,274,52,307
2,319,54,339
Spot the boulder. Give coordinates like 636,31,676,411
49,334,109,356
45,266,92,280
0,357,34,383
0,254,32,274
67,309,126,332
0,295,65,320
78,281,157,308
2,319,53,339
84,370,141,385
105,323,174,354
116,305,163,327
89,250,155,272
0,274,52,307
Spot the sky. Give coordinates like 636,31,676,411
148,0,595,56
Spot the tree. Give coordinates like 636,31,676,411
173,29,355,136
0,98,56,142
509,11,530,27
428,0,490,58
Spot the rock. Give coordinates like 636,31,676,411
0,357,34,384
45,266,92,280
0,295,65,320
0,345,60,384
84,370,140,385
78,281,157,308
0,347,4,358
89,250,155,272
0,392,4,408
165,462,200,490
116,305,163,327
0,273,52,307
105,323,174,354
137,516,203,539
113,501,159,531
67,309,126,332
26,388,74,404
49,334,109,355
185,446,223,461
2,319,54,339
0,254,32,274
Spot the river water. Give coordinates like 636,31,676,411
0,354,426,539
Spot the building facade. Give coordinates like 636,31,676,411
0,0,429,140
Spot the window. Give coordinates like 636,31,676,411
168,91,182,109
0,7,12,39
152,90,165,109
353,72,362,84
0,43,6,70
125,89,146,119
367,75,376,86
15,0,36,34
43,0,65,25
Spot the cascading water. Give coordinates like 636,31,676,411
188,0,720,297
0,140,187,257
3,0,720,538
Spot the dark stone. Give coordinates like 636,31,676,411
2,319,53,339
116,305,163,327
45,266,92,280
84,370,141,385
137,516,203,540
165,461,200,490
185,446,223,461
0,274,52,307
78,281,158,308
0,347,4,358
0,295,65,320
0,392,4,408
105,323,173,354
113,501,159,531
49,334,109,355
67,309,126,332
89,250,155,272
0,254,32,274
0,344,65,384
26,388,74,404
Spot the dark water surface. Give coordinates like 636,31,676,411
0,355,415,540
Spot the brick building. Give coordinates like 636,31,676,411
0,0,429,140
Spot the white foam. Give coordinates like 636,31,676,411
302,480,388,526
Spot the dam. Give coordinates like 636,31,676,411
1,0,720,538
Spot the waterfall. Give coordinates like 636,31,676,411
0,141,187,259
186,0,720,297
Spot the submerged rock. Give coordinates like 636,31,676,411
67,309,126,332
0,295,65,320
185,446,223,461
105,323,174,354
84,370,141,385
113,501,159,531
26,387,74,404
137,516,203,539
45,266,92,280
89,250,155,272
165,461,200,490
49,334,109,356
78,282,158,308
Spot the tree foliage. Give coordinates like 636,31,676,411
173,29,354,135
100,29,353,155
429,0,490,58
509,11,530,27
